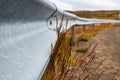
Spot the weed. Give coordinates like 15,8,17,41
69,37,75,46
80,38,88,42
76,48,87,53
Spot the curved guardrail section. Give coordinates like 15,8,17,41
0,0,120,80
0,0,58,80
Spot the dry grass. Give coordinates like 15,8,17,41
75,23,119,42
42,15,71,80
42,32,97,80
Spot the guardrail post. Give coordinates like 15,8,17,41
92,24,95,30
83,25,86,32
71,25,75,39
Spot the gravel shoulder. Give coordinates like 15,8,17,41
72,27,120,80
90,27,120,80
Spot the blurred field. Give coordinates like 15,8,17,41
68,10,120,20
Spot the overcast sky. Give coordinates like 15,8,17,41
48,0,120,11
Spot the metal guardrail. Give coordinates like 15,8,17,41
0,0,57,80
0,0,120,80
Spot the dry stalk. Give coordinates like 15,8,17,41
86,43,92,52
78,43,98,77
50,43,53,55
59,14,64,31
52,14,71,80
87,43,98,57
56,15,65,39
87,54,95,66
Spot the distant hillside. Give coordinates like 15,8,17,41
68,10,120,20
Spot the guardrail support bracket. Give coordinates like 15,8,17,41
83,25,86,32
92,24,95,29
71,26,75,39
